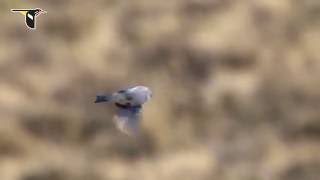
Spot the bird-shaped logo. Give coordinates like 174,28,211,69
11,8,46,29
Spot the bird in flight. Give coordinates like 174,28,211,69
95,86,152,136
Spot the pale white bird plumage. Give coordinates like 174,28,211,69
95,86,152,136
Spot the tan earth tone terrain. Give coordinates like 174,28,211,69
0,0,319,180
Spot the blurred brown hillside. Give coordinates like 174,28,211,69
0,0,320,180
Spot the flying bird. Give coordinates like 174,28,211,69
95,86,152,136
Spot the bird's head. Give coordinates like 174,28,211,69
34,8,46,16
136,86,152,98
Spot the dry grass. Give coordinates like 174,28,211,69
0,0,319,179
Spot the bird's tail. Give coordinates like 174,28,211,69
95,95,112,103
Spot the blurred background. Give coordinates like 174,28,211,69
0,0,320,179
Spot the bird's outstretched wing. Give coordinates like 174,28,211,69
113,105,142,136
